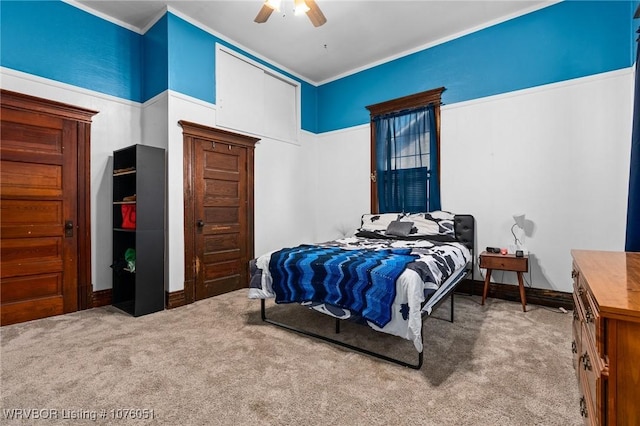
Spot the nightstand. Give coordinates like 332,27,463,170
479,251,529,312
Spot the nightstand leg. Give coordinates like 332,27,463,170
517,272,527,312
482,269,492,305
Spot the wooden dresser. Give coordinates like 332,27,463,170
571,250,640,426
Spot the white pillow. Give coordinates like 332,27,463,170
401,211,455,236
360,213,404,232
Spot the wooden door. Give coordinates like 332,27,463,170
194,140,248,300
180,121,258,304
0,90,96,325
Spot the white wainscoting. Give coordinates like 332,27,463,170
315,68,634,293
314,125,371,242
1,67,143,292
441,68,633,292
3,66,633,295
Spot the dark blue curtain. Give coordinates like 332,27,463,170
626,28,640,251
374,105,440,213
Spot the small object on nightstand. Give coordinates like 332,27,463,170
486,247,501,253
500,248,507,255
516,250,524,258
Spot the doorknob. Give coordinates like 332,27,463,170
65,220,74,237
197,220,205,228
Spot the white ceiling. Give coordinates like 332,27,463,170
72,0,552,84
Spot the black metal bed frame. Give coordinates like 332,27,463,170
258,214,475,369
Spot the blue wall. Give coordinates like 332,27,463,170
1,1,143,102
0,1,634,134
143,14,169,101
316,1,636,133
167,13,216,104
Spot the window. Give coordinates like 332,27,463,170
366,87,444,213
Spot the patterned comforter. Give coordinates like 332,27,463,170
248,236,471,351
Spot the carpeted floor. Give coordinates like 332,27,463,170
1,290,581,425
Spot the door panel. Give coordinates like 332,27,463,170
0,161,63,198
194,140,247,300
0,237,63,278
1,274,62,304
205,233,240,252
1,106,78,325
205,179,238,199
1,298,64,326
0,200,63,238
204,207,240,225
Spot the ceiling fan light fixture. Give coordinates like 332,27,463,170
265,0,281,11
305,0,327,27
254,0,325,26
294,0,310,16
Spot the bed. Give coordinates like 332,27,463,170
248,211,475,369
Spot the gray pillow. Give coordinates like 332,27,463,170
386,220,414,237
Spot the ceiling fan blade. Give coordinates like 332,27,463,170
305,0,326,27
254,4,274,23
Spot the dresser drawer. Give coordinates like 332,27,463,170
573,275,600,348
580,321,607,425
572,294,582,381
579,368,598,426
582,287,599,346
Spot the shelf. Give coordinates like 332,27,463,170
113,228,136,232
113,169,136,177
113,201,136,205
113,300,134,315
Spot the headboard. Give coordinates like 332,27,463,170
454,214,475,279
453,214,474,252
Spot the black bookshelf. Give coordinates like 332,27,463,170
112,144,165,316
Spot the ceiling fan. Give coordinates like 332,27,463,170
254,0,327,27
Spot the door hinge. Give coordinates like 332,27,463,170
370,171,377,183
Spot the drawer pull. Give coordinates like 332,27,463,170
584,306,594,323
581,352,592,371
572,270,579,279
572,340,577,354
573,310,579,321
580,396,588,418
577,286,585,296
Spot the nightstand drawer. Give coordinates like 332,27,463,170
479,254,528,272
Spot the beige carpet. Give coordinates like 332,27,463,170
1,290,581,425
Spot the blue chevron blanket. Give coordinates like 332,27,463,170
269,245,418,328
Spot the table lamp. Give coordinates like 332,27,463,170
511,213,525,245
